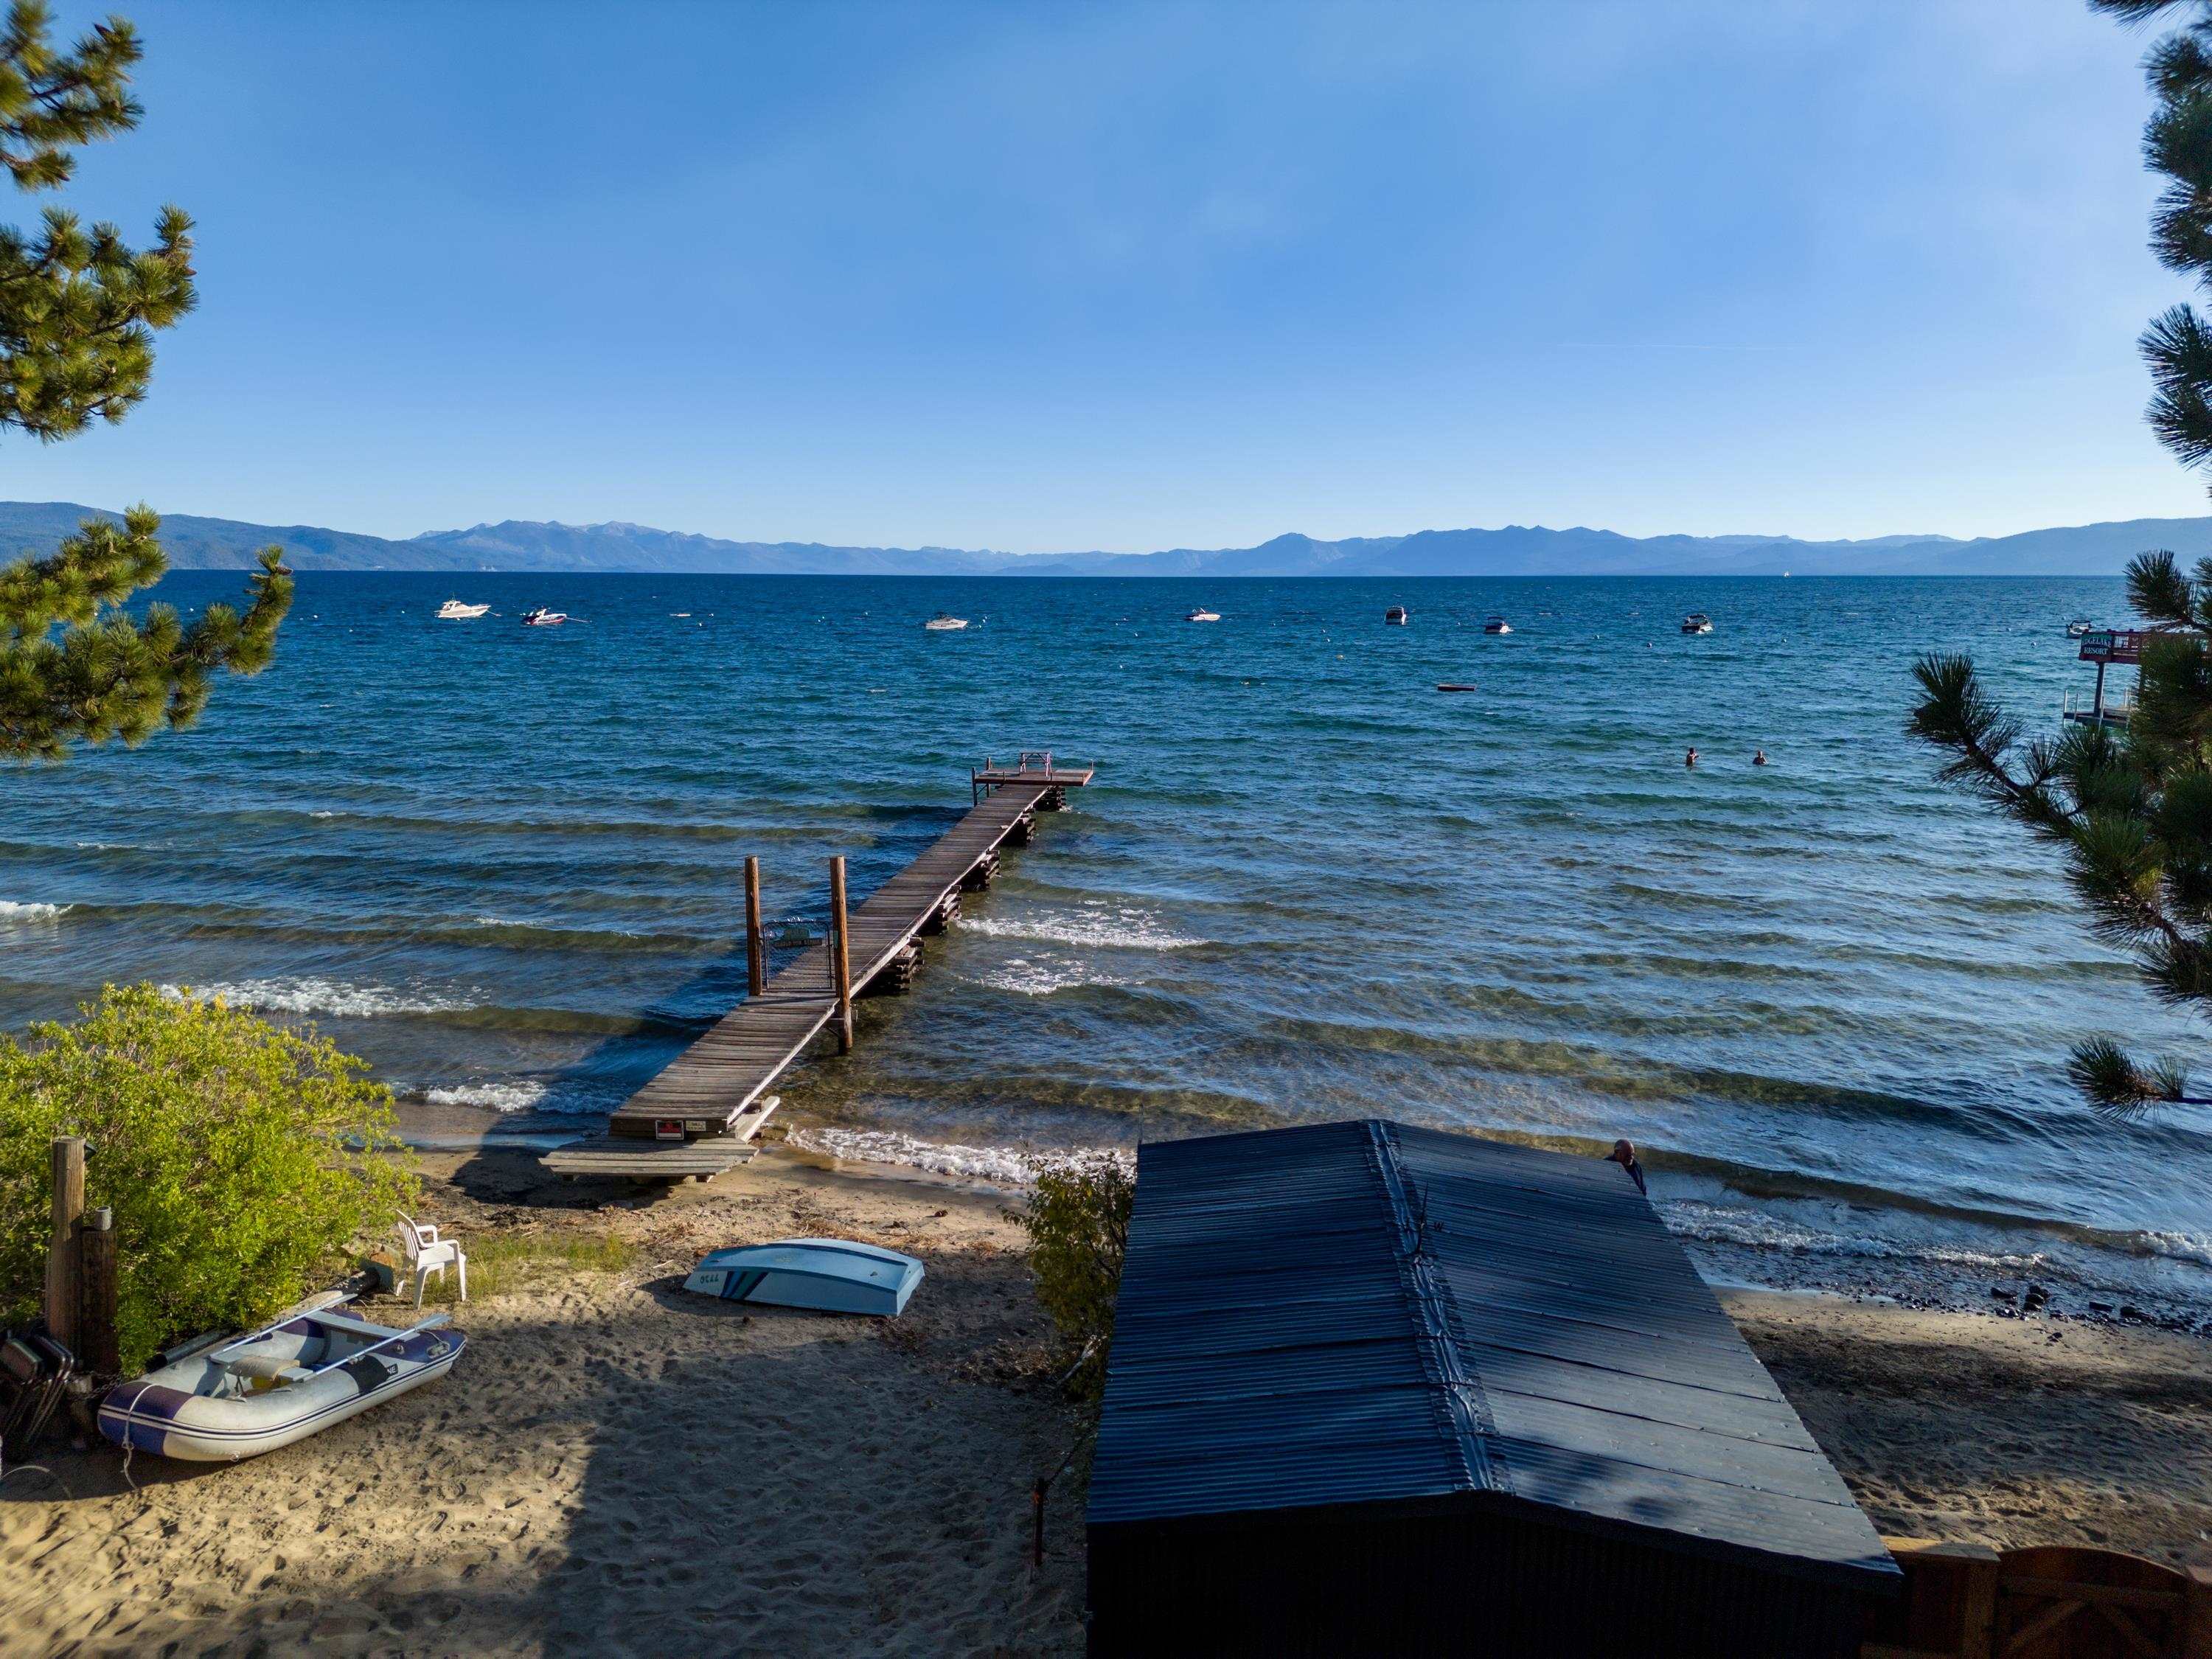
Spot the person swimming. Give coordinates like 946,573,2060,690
1753,748,1768,766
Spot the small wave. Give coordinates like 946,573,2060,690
2140,1231,2212,1268
160,978,473,1018
959,904,1202,951
423,1079,549,1113
967,956,1130,996
0,900,72,922
1659,1197,2052,1275
785,1126,1130,1186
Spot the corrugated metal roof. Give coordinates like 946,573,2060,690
1086,1119,1899,1589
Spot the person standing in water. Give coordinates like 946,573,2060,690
1753,748,1768,766
1606,1139,1647,1195
1685,747,1699,768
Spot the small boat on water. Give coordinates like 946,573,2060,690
97,1308,462,1463
436,599,489,619
1681,612,1714,635
1385,605,1410,625
520,607,568,627
925,613,969,631
1187,607,1221,623
1483,615,1512,635
1436,682,1479,692
2066,619,2095,639
683,1239,923,1318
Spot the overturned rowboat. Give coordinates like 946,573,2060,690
682,1238,923,1317
97,1308,464,1463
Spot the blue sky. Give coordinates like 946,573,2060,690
11,1,2206,550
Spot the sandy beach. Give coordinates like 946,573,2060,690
4,1138,2209,1657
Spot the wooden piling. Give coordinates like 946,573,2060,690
77,1207,118,1378
45,1135,84,1353
830,855,854,1053
745,855,767,995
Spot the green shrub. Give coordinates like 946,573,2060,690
0,984,418,1374
1019,1152,1134,1399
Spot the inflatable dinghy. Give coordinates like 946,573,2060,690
97,1307,463,1462
684,1239,922,1317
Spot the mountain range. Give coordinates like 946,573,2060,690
1,499,2205,578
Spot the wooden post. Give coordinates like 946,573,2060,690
44,1135,84,1353
76,1208,118,1378
830,855,854,1054
745,855,767,995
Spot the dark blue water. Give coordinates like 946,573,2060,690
4,572,2205,1313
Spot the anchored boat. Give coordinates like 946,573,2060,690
1682,612,1714,635
1483,615,1512,635
521,607,568,627
436,599,489,619
682,1239,924,1317
925,613,969,631
1186,607,1221,623
97,1308,463,1462
1385,605,1410,625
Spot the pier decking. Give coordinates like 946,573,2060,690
544,754,1093,1183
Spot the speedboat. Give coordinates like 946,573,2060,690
2065,619,2094,639
1385,606,1410,625
1186,607,1221,623
436,599,489,620
683,1239,923,1318
520,607,568,627
97,1308,462,1463
1483,615,1512,635
925,613,969,631
1681,613,1714,635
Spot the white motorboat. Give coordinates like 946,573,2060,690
1483,615,1512,635
683,1239,923,1318
97,1308,463,1463
1682,612,1714,635
925,613,969,631
2065,619,2094,639
1385,606,1410,625
521,607,568,627
436,599,490,619
1186,607,1221,623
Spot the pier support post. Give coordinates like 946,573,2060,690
77,1208,118,1379
45,1135,84,1353
745,855,767,995
830,856,854,1053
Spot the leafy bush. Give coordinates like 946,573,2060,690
1018,1152,1134,1399
0,984,418,1374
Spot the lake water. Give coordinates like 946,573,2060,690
4,571,2207,1319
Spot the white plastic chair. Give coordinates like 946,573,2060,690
394,1214,467,1307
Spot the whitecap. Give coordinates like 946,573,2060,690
425,1079,549,1113
967,955,1127,996
0,900,71,922
957,904,1201,951
159,978,473,1018
784,1127,1130,1187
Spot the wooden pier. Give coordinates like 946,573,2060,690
544,754,1093,1183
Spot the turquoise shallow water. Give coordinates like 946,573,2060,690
3,571,2207,1315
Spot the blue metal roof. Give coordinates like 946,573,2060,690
1086,1119,1899,1590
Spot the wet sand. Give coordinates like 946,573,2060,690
3,1140,2208,1656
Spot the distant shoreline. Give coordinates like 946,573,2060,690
5,499,2199,579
